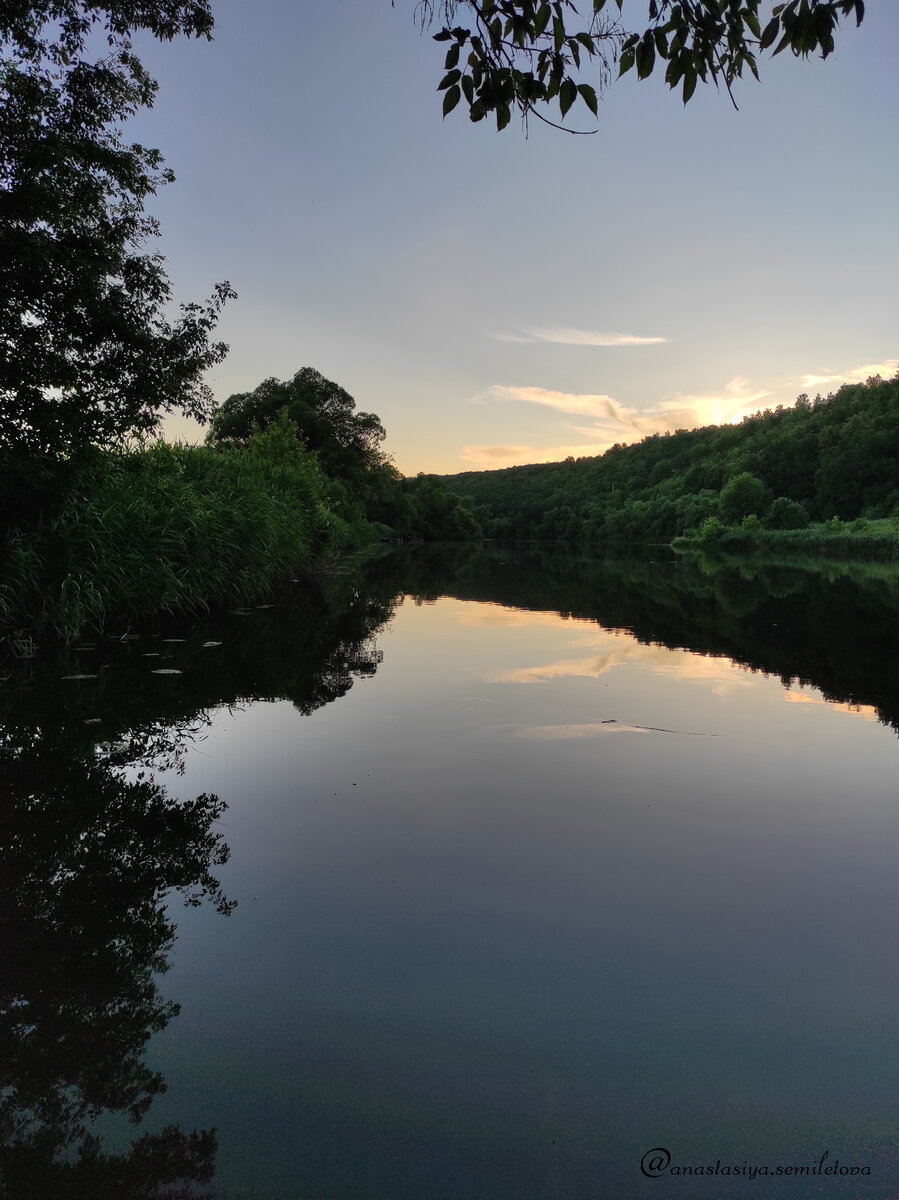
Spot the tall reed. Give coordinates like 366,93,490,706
0,417,374,651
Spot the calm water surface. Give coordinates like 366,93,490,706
3,547,899,1199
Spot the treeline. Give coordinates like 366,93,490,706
442,375,899,542
0,367,480,651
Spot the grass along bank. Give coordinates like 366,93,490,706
1,366,488,656
0,421,371,654
672,517,899,562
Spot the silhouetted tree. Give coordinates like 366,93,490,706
207,368,387,486
0,2,233,469
424,1,866,131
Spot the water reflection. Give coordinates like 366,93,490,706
0,723,229,1196
3,546,899,1198
373,543,899,734
0,569,397,1197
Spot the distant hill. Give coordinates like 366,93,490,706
441,375,899,541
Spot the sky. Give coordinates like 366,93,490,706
128,1,899,475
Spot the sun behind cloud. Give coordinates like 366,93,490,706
455,357,897,472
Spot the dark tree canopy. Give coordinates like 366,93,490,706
208,367,388,485
422,0,866,131
0,1,233,458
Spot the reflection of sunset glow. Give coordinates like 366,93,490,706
785,690,879,722
487,650,632,684
440,599,883,723
486,620,752,696
454,604,579,628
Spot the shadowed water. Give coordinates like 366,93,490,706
2,546,898,1199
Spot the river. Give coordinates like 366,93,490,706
2,545,898,1199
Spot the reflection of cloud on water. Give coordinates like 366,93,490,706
785,690,879,722
456,604,583,629
515,718,715,739
485,620,752,696
460,602,880,713
640,651,754,697
487,649,633,684
515,721,652,740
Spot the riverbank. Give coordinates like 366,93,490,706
0,432,375,656
672,518,899,563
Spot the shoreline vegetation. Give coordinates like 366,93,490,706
673,518,899,562
0,370,483,656
4,373,898,655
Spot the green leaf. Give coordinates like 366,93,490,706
559,78,577,116
577,82,598,115
461,74,474,104
496,103,512,131
759,17,780,49
445,43,460,70
619,47,636,75
438,69,461,91
665,57,684,87
442,84,461,117
682,68,697,103
433,29,453,42
635,37,656,79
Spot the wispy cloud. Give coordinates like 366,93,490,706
460,441,613,467
461,444,534,462
460,358,896,472
494,327,669,347
799,359,898,390
487,385,644,424
463,376,772,467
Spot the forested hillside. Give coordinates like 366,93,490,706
442,375,899,541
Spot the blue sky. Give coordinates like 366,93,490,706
130,1,899,474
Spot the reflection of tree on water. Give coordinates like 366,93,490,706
376,543,899,736
0,570,398,1198
0,729,230,1198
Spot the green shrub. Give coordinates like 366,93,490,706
766,497,810,530
698,515,725,542
719,472,772,525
